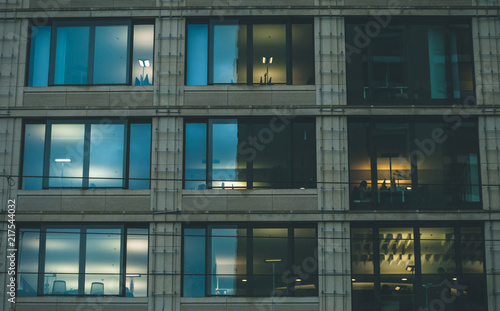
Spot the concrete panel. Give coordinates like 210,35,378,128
18,195,61,212
61,196,106,212
66,92,110,107
105,195,151,212
273,194,318,211
228,195,273,212
23,92,66,108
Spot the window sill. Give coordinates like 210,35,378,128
181,296,319,303
182,188,317,195
16,296,148,303
185,85,315,92
18,189,151,196
24,85,154,93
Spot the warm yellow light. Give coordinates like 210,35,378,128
242,279,247,282
401,278,408,281
351,278,356,282
262,57,266,64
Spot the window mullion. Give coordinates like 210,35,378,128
87,25,96,85
83,123,91,189
42,122,52,189
79,227,86,296
38,227,47,295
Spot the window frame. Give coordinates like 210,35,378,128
26,19,155,87
348,117,482,210
181,222,318,297
185,17,315,86
345,17,475,105
16,223,149,297
183,117,317,190
350,222,487,311
20,119,152,190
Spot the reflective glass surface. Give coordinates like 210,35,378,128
129,123,151,189
29,26,51,87
17,229,40,296
89,124,125,188
93,25,128,84
23,124,45,189
213,24,247,83
132,24,154,86
54,27,90,85
126,228,148,297
379,228,414,274
291,24,314,85
351,228,374,274
293,228,317,296
186,24,208,86
185,123,207,189
420,227,456,274
49,124,85,188
183,228,206,297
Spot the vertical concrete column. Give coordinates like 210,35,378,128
474,16,500,107
479,116,500,211
151,117,183,212
485,221,500,311
0,19,22,109
315,16,346,107
318,222,351,311
317,116,349,211
155,17,185,107
149,222,182,311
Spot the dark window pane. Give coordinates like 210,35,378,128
89,124,125,188
455,123,480,203
252,228,288,296
253,24,286,84
126,228,148,297
292,24,314,85
420,228,456,274
183,228,206,297
211,120,247,189
349,122,372,204
380,275,415,311
375,124,411,204
17,229,40,296
379,228,414,274
186,24,208,85
292,122,316,188
352,275,375,311
129,123,151,189
93,25,129,84
132,24,154,86
451,24,474,99
293,228,317,296
44,229,80,295
48,124,85,188
28,26,51,87
85,229,121,295
460,227,484,274
54,27,89,85
213,24,247,84
253,122,291,188
351,228,374,274
23,124,45,189
185,123,207,189
210,228,247,296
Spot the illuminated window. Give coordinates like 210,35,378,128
28,20,154,86
351,224,486,311
186,18,314,85
21,120,151,189
183,224,317,297
348,118,480,209
17,224,148,297
184,118,316,189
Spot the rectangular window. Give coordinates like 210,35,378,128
184,117,316,189
28,20,154,86
346,18,474,105
186,18,314,85
182,224,317,297
21,120,151,190
348,118,480,209
17,224,148,297
351,224,487,311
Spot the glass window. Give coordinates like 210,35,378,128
18,224,148,297
346,19,474,105
184,118,316,189
28,20,153,86
352,225,486,311
349,119,480,209
22,120,151,190
186,18,314,85
182,224,317,297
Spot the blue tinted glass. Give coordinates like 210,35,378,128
49,124,85,188
129,124,151,189
183,228,206,297
23,124,45,189
17,229,40,297
54,27,89,85
185,123,207,189
213,24,245,83
93,25,129,84
44,229,80,295
85,229,122,295
187,24,208,85
28,26,51,87
89,124,125,188
132,25,154,86
212,120,246,189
